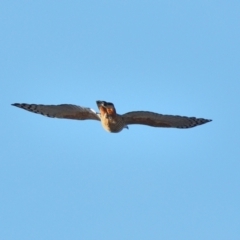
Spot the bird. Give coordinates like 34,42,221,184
11,100,212,133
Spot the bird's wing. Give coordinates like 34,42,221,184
122,111,211,128
12,103,100,121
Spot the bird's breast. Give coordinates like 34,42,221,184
100,115,125,133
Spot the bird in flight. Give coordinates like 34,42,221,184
12,101,212,133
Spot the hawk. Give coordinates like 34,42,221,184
12,101,212,133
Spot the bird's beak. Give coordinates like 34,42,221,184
96,101,106,108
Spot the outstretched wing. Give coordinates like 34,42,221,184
12,103,100,121
122,111,211,128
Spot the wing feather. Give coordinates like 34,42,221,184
122,111,212,129
12,103,100,121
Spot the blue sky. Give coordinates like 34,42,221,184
1,1,240,239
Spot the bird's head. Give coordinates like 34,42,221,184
96,100,116,116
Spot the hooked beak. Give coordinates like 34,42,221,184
96,101,107,108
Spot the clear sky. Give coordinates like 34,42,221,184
1,1,240,239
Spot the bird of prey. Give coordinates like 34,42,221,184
12,101,212,133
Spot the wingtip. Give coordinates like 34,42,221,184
202,118,212,125
11,103,25,108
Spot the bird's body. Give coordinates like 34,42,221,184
96,101,126,132
12,100,212,133
100,114,125,133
